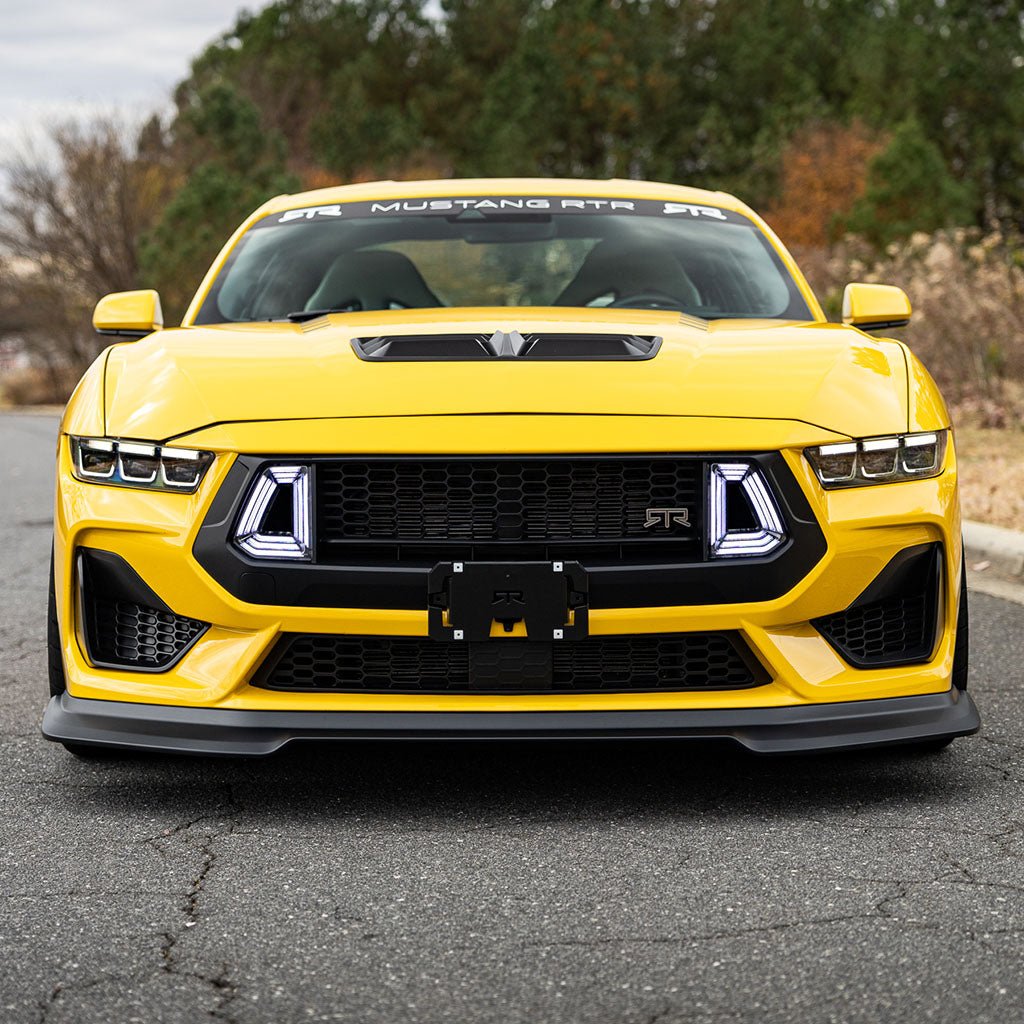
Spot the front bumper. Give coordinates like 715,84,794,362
49,416,968,729
42,688,980,757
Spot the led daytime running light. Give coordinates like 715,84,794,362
234,465,312,561
708,462,786,558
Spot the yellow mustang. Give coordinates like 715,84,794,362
42,178,979,756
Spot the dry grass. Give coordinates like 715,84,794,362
0,364,82,406
956,426,1024,530
798,229,1024,426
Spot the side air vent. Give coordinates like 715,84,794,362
77,548,209,672
351,331,662,362
812,543,942,669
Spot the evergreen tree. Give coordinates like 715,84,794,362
139,84,299,321
845,117,975,248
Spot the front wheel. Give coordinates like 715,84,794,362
47,546,66,698
952,555,969,691
898,558,970,754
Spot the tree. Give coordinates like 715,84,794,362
844,117,975,248
764,120,885,248
180,0,438,181
138,84,300,321
0,120,177,397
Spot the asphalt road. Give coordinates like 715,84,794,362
2,412,1023,1024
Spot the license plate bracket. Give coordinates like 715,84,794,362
427,561,589,642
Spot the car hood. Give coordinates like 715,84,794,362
103,308,910,442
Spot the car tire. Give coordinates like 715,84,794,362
49,546,132,760
47,546,67,698
898,555,970,755
952,554,969,691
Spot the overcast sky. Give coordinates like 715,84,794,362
0,0,250,153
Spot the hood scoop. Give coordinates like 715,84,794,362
350,330,662,362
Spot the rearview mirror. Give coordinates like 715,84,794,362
93,289,164,338
842,283,912,331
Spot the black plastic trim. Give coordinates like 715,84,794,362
79,548,172,613
812,542,943,669
192,452,826,611
252,630,770,695
95,328,151,339
856,319,910,332
351,332,663,362
41,689,980,757
77,548,209,673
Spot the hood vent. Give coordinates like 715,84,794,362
350,331,662,362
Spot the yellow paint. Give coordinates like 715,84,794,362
55,424,962,712
842,282,912,330
175,415,846,456
92,289,163,335
97,314,915,442
55,177,963,718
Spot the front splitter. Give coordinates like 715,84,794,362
41,688,980,757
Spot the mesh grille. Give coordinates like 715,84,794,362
87,596,207,670
257,632,762,693
552,633,756,690
315,457,702,549
814,593,929,665
812,544,941,667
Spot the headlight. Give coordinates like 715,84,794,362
69,436,214,493
804,430,947,489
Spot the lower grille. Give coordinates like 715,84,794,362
256,632,766,693
813,543,941,668
86,597,207,670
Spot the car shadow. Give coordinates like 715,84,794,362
46,737,979,828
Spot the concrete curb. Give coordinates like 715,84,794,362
964,519,1024,579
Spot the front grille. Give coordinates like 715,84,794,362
85,595,207,670
315,457,703,558
196,452,827,610
256,631,765,693
813,543,942,668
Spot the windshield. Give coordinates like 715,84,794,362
193,195,813,324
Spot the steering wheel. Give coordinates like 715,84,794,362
608,290,686,310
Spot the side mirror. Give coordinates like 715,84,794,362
93,290,164,338
842,283,912,331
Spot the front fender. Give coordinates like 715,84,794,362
61,347,114,439
902,344,951,432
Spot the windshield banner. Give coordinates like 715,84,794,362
261,196,749,227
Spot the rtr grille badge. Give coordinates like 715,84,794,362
644,508,692,529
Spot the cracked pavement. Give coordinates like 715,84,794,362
2,412,1023,1023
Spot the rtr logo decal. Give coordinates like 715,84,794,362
644,508,692,529
279,204,343,222
662,202,728,220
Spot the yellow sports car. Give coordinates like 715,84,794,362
42,178,979,756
